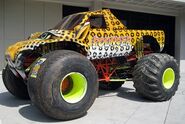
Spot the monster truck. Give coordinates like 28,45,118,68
2,9,179,120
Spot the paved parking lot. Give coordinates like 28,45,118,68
0,73,185,124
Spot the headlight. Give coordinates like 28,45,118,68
14,53,24,70
39,32,52,39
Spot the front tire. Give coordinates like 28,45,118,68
133,53,179,101
27,50,98,120
2,65,29,99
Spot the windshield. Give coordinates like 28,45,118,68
53,14,85,30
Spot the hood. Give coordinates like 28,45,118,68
6,30,75,61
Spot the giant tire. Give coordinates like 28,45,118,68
27,50,98,120
2,65,29,99
99,81,124,90
133,53,180,101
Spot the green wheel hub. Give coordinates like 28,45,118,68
162,68,175,89
60,72,87,103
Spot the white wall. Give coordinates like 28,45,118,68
0,0,62,70
0,0,5,70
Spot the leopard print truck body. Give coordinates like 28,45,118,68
5,9,165,62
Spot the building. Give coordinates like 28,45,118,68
0,0,185,72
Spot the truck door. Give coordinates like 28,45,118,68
87,15,107,59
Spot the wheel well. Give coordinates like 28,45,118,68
40,41,87,55
143,35,160,53
21,41,87,70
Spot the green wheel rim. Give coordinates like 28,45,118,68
162,68,175,89
60,72,87,103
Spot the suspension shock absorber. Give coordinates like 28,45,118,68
135,37,144,59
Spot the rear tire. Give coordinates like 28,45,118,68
99,81,124,90
27,50,98,120
133,53,180,101
2,65,29,99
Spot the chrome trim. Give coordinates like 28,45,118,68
15,53,23,70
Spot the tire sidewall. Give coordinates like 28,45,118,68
158,57,179,95
133,53,180,101
3,65,29,99
39,53,98,117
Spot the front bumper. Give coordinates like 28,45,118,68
5,55,27,80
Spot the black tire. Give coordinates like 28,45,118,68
27,50,98,120
99,81,124,90
133,53,180,101
2,65,29,99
